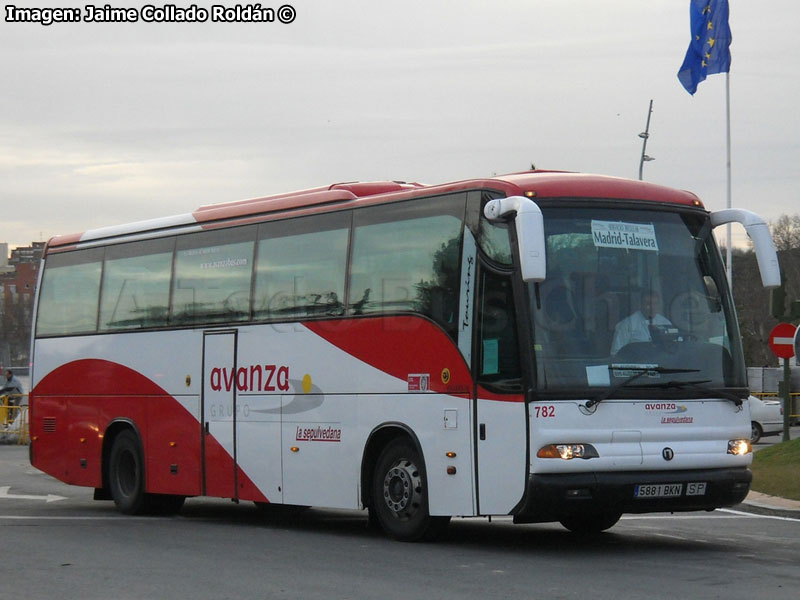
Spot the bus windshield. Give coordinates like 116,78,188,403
530,205,745,395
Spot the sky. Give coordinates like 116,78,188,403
1,0,798,252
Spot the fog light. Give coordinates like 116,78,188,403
727,439,752,456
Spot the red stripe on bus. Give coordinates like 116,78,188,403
31,359,268,502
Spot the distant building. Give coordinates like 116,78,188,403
0,242,11,275
0,241,44,366
4,241,44,312
9,241,44,267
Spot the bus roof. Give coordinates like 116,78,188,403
46,171,703,252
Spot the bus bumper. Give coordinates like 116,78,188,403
512,467,752,523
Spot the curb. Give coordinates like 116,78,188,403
736,491,800,519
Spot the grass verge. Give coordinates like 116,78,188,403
750,437,800,501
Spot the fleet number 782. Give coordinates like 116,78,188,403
534,405,556,418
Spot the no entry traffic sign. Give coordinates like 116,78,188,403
768,322,797,359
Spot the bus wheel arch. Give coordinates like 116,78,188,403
102,421,185,515
363,425,449,541
361,424,419,510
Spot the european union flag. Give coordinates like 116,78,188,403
677,0,732,94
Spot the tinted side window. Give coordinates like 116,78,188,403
349,194,465,337
254,212,350,320
36,248,104,336
99,238,174,331
171,226,256,325
476,269,521,391
466,190,512,264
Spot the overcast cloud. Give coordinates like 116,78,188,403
1,0,798,249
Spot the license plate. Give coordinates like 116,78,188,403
634,483,683,498
686,482,707,496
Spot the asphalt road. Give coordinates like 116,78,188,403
753,424,800,448
1,444,799,600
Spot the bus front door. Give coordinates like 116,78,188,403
474,266,528,515
201,330,239,500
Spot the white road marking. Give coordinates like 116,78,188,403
0,486,66,503
621,510,800,523
717,508,800,522
0,515,143,521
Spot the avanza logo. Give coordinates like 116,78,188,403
210,364,290,392
644,403,688,414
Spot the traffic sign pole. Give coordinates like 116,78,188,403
767,323,796,442
782,357,791,442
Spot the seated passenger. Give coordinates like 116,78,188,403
610,290,672,354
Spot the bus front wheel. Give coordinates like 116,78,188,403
559,511,622,534
371,439,449,542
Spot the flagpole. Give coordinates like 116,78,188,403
725,72,732,287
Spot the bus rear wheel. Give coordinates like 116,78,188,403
108,430,148,514
371,439,449,542
107,430,185,515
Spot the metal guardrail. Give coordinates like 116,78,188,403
1,394,28,445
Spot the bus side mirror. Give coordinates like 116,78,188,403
710,208,781,288
484,196,546,282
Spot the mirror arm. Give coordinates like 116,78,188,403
484,196,546,282
710,208,781,288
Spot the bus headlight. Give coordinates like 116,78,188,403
727,439,752,456
537,443,599,460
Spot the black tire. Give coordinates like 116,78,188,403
371,439,449,542
108,430,149,514
108,431,185,515
559,511,622,534
751,422,763,444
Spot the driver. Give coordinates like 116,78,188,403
611,290,673,354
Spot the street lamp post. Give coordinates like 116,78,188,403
638,99,655,180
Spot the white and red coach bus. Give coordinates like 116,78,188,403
29,171,780,540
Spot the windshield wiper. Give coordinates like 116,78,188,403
641,379,744,407
584,367,700,409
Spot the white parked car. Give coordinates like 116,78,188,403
748,395,783,443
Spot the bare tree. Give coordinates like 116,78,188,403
772,214,800,251
732,214,800,367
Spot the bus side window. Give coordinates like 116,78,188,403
36,248,104,336
171,226,256,325
476,269,521,390
254,212,350,320
348,194,466,339
99,237,174,330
